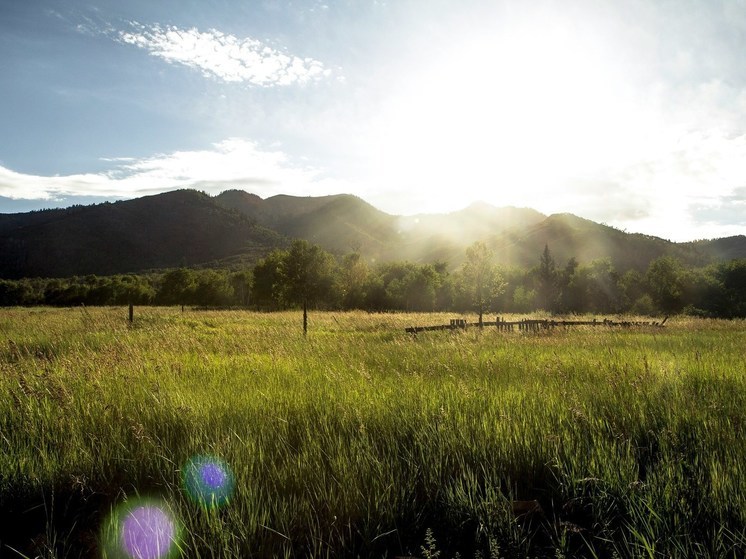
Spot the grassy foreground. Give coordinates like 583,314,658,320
1,308,745,558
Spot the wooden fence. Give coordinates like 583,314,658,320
405,316,667,334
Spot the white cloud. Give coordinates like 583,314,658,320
1,133,743,242
358,122,746,241
116,22,331,86
517,131,746,241
0,139,336,202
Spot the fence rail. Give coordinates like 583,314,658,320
405,316,667,334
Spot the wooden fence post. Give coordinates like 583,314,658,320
128,302,134,323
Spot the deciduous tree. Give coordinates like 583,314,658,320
338,252,369,309
280,240,336,335
252,250,287,310
157,269,196,306
646,256,685,314
460,241,506,326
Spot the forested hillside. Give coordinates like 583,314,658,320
0,190,283,278
2,189,744,279
1,189,745,316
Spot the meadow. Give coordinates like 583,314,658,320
1,307,745,558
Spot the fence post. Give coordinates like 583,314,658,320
128,302,134,323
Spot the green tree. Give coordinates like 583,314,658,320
716,259,746,317
681,266,722,316
194,270,233,307
432,261,454,311
0,279,36,306
230,270,252,307
512,285,537,313
403,264,443,311
586,258,621,313
112,275,155,305
558,257,581,312
376,262,417,309
362,275,388,311
252,250,287,310
338,252,369,309
537,244,559,312
86,275,115,305
158,268,196,307
646,256,685,314
619,269,646,312
560,266,590,313
460,241,506,326
280,240,336,336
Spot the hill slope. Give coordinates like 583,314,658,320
488,213,726,271
215,191,548,264
215,191,399,257
0,190,283,278
1,188,744,279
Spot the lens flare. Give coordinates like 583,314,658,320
182,455,235,508
101,498,181,559
121,505,175,559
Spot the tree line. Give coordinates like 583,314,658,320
1,240,744,318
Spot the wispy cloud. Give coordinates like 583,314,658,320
115,22,331,86
690,187,746,229
551,131,746,240
0,139,335,202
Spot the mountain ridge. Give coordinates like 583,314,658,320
0,188,743,279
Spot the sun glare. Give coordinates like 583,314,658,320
374,14,639,213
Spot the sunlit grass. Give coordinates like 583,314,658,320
1,308,745,557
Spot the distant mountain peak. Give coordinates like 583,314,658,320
463,200,497,212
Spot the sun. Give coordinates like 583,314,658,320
371,15,636,214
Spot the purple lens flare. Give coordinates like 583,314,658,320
121,505,175,559
100,498,181,559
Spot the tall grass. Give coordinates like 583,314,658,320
1,308,745,557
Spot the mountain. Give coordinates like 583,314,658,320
215,191,547,264
389,203,547,265
488,213,718,271
0,190,283,278
215,191,399,257
683,236,746,262
0,188,744,279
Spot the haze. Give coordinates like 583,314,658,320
1,0,745,241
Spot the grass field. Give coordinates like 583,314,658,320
1,307,745,558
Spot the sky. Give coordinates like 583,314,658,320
1,0,745,242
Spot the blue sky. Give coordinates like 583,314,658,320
1,0,745,241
